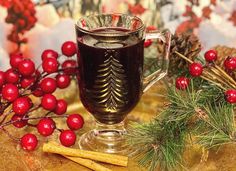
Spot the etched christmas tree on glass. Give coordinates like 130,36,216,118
92,50,128,113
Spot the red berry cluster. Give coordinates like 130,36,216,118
0,0,11,8
176,49,218,90
0,41,83,151
175,49,236,104
3,0,37,50
204,50,236,104
175,62,204,91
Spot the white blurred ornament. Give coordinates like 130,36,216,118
0,47,10,70
35,4,60,27
24,18,75,65
0,6,7,22
197,14,236,50
101,0,129,13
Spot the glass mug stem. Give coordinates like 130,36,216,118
79,121,127,154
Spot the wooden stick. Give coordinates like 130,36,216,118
43,142,128,167
64,155,112,171
210,67,236,89
214,64,236,87
174,51,193,64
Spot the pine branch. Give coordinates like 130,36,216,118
126,79,231,171
196,102,236,149
127,120,187,171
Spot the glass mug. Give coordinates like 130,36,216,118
75,13,171,154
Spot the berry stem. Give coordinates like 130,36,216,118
45,111,52,117
200,75,226,90
174,51,193,64
1,127,20,142
42,67,79,78
0,114,68,128
202,70,230,89
27,123,37,127
214,63,236,87
209,67,236,89
56,127,63,132
0,109,13,125
21,67,78,95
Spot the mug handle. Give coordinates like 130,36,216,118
142,29,171,92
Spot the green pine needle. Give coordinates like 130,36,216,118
126,79,235,171
127,120,187,171
196,102,236,149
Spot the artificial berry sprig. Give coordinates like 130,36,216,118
0,41,84,151
174,50,236,104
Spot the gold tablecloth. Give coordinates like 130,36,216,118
1,81,236,171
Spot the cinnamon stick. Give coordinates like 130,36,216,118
43,142,128,167
64,155,112,171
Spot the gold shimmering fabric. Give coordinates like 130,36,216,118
1,81,236,171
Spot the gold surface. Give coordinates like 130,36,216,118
1,81,236,171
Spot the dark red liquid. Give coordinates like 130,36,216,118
76,27,144,124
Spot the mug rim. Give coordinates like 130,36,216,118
75,13,145,37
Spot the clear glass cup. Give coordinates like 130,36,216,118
75,13,171,155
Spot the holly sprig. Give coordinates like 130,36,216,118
0,41,84,151
127,49,236,171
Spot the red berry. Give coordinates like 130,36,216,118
225,89,236,103
54,99,67,115
18,19,26,28
204,49,217,62
62,60,77,75
66,114,84,130
37,118,55,136
224,57,236,71
12,97,31,115
2,83,19,102
20,76,35,88
40,77,57,94
175,77,190,90
20,133,38,151
41,49,58,60
61,41,77,57
41,94,57,111
144,39,152,48
11,114,27,128
42,58,59,74
32,88,44,97
59,130,76,147
56,74,71,89
5,68,20,84
18,59,35,76
10,53,23,68
0,71,6,87
189,62,203,77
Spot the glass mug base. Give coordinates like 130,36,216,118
79,121,130,155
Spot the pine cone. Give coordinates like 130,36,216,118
213,45,236,80
168,33,201,76
213,45,236,66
